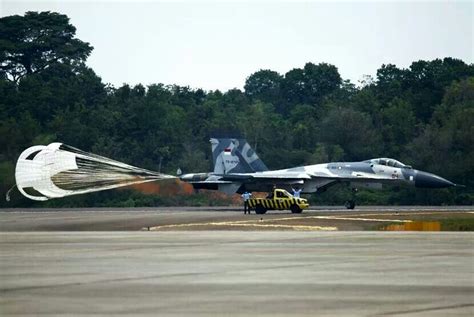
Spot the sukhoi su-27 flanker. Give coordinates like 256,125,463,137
179,138,459,209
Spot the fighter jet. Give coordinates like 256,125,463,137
179,137,459,208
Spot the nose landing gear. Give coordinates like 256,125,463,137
345,200,355,209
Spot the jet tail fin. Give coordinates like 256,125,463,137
210,138,268,175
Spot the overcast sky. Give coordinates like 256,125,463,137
2,0,473,91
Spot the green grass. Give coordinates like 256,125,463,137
440,218,474,231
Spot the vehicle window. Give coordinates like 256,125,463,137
379,159,386,165
276,192,284,198
387,160,395,167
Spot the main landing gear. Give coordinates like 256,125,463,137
344,188,358,209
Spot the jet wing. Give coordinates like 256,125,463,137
188,170,400,191
222,172,312,182
308,171,402,183
215,170,401,184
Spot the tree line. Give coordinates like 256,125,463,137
1,11,473,207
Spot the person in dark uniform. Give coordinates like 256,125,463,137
241,191,252,214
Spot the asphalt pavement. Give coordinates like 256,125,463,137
1,231,473,316
0,206,473,316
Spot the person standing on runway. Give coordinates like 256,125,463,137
292,187,302,198
241,191,252,214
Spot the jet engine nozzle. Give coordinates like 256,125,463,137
415,171,455,188
179,173,210,182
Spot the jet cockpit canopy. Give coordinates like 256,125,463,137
364,158,412,169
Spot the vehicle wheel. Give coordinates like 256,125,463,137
255,205,267,214
290,204,302,214
345,200,355,209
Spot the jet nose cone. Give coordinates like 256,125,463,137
415,171,455,188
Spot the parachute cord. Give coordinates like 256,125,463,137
5,184,16,202
14,144,175,201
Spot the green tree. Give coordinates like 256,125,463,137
244,69,283,105
0,11,93,83
379,98,417,158
408,77,474,190
319,107,382,160
375,63,407,105
281,62,342,107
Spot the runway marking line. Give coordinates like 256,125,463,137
143,214,410,231
301,216,412,223
142,211,474,231
146,222,337,231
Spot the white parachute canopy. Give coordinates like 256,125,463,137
14,142,176,201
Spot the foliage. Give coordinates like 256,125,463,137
440,218,474,231
1,11,473,207
0,11,93,83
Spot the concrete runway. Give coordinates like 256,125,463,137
1,206,474,231
0,207,473,316
1,231,473,316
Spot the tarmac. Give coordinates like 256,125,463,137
1,205,474,231
0,206,473,316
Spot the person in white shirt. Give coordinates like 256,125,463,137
292,187,302,198
241,191,252,214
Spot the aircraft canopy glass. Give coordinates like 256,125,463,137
364,158,411,168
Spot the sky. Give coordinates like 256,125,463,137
2,0,473,91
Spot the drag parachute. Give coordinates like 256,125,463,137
12,143,175,201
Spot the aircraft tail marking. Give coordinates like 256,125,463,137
210,138,268,175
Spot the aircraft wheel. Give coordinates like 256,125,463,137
290,204,302,214
345,200,356,209
255,205,267,214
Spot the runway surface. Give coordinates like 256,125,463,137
1,206,473,316
1,206,473,231
1,231,473,316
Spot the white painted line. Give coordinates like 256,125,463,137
144,221,337,231
311,216,412,223
264,215,412,223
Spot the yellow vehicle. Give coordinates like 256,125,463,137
248,189,309,214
